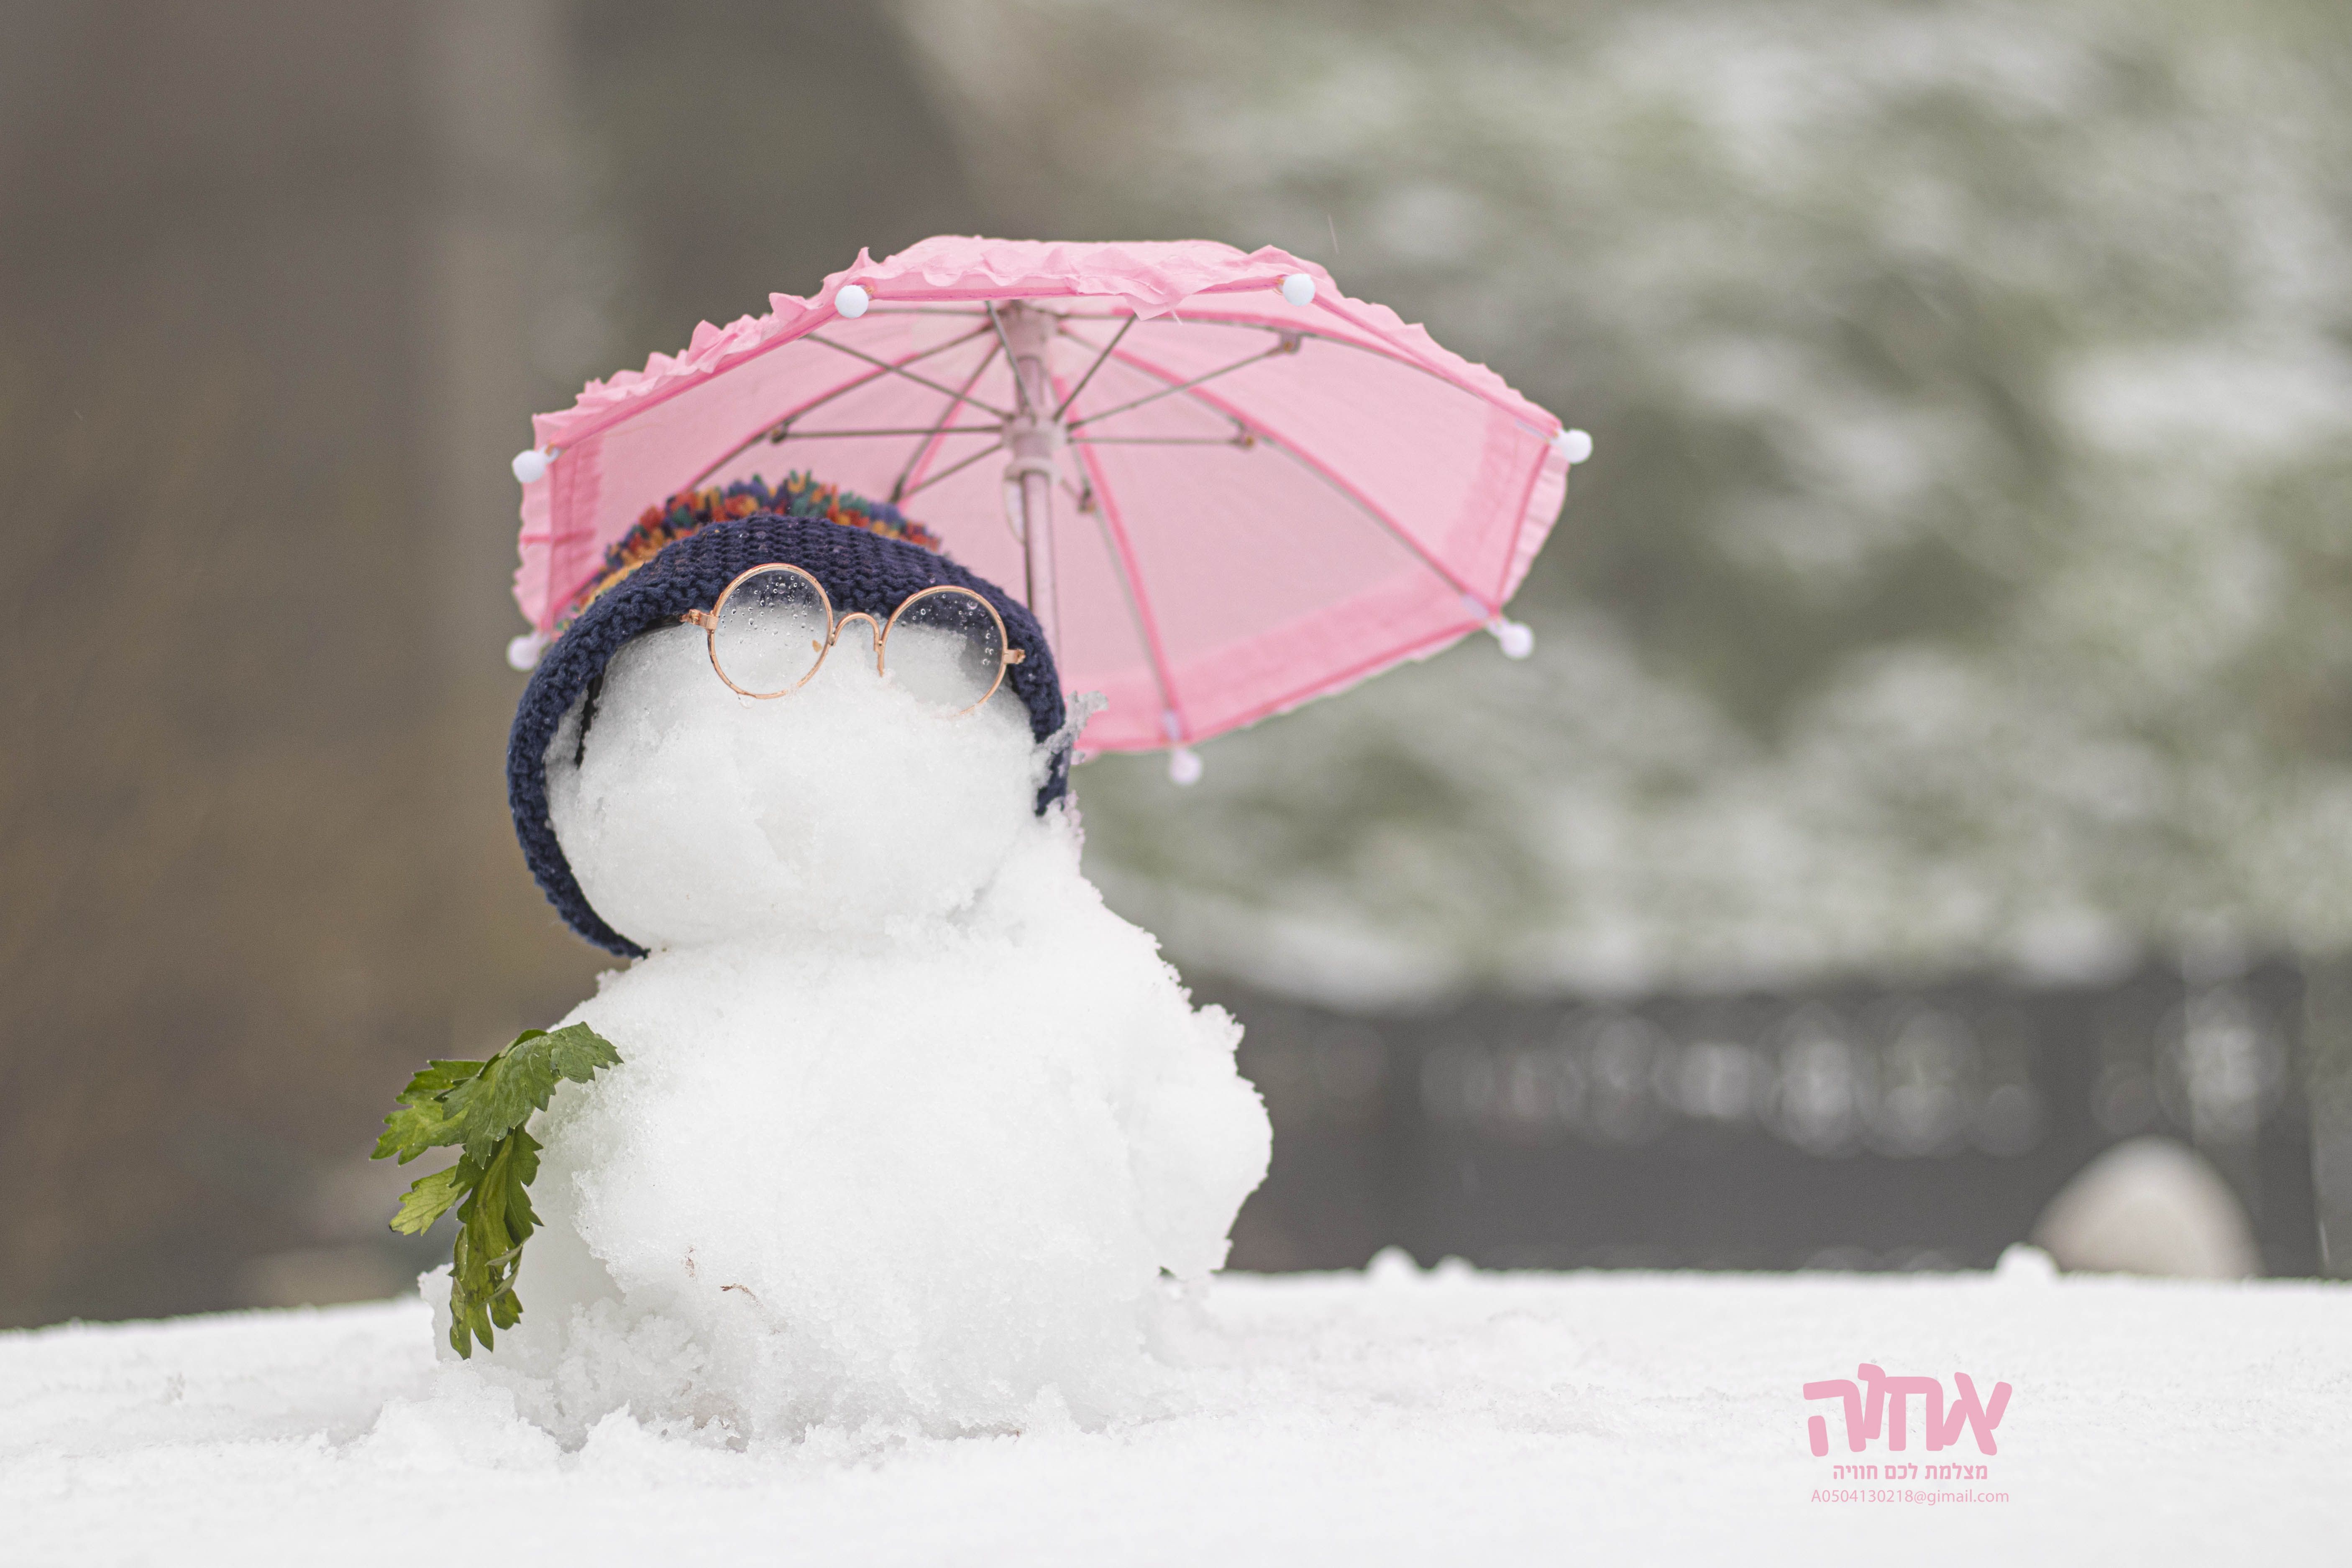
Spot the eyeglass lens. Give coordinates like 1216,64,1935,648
711,566,829,696
883,589,1007,714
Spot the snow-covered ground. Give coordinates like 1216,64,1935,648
4,1261,2342,1565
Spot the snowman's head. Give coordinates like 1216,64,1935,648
509,509,1068,956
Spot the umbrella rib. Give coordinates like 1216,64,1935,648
783,424,1002,438
687,366,893,486
1061,338,1295,432
807,332,1013,419
896,438,1006,502
1052,315,1135,419
1087,340,1491,611
688,325,996,486
1063,409,1191,745
1253,435,1484,606
1066,313,1528,428
890,339,1001,504
1067,435,1251,446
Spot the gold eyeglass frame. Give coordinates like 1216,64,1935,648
681,563,1026,714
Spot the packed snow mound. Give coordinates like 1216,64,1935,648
515,624,1270,1440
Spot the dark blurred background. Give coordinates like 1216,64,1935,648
4,0,2349,1327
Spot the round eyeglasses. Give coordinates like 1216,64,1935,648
681,564,1027,715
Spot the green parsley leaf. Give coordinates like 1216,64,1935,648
373,1059,484,1164
389,1162,471,1235
369,1022,622,1358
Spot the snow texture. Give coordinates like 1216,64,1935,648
509,622,1269,1438
4,1266,2344,1564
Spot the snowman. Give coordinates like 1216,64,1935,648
459,478,1270,1441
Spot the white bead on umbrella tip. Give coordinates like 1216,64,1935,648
834,284,871,318
1553,427,1594,464
507,629,549,671
511,448,551,484
1280,273,1317,307
1168,747,1205,785
1489,619,1535,660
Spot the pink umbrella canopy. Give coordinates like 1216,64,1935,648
512,236,1584,757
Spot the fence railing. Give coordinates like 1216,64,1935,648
1205,957,2334,1276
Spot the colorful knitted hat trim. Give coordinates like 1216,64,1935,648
555,473,943,633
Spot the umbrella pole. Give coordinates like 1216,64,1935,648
1018,465,1057,650
998,302,1062,655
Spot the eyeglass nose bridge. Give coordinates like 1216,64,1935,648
830,610,886,669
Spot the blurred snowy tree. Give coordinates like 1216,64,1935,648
895,0,2352,1000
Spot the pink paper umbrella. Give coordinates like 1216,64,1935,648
509,236,1588,773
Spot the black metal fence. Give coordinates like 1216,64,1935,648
1209,959,2324,1275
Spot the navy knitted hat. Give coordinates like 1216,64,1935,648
508,514,1068,957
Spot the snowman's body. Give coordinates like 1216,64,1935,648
471,621,1269,1439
